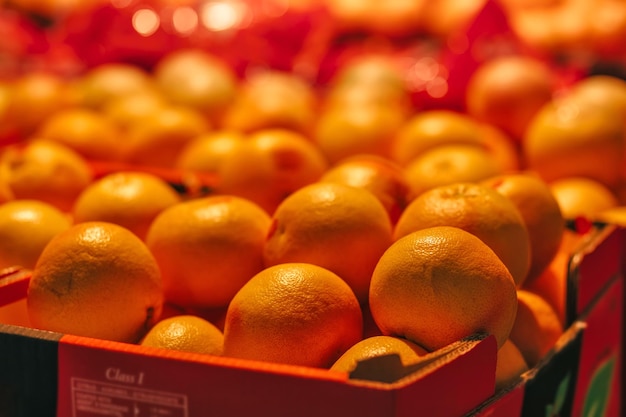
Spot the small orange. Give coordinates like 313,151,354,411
175,130,245,174
35,107,125,162
263,182,393,303
496,339,529,391
313,103,406,164
222,263,363,368
330,335,428,373
548,176,620,220
394,182,531,286
369,226,518,351
102,90,169,133
153,48,238,126
27,222,163,343
123,104,211,167
403,144,502,200
0,139,93,212
145,195,271,309
72,171,182,240
0,200,72,270
522,93,625,189
140,315,224,356
319,154,411,225
216,129,329,214
509,289,563,367
390,110,485,167
481,172,565,284
477,123,522,172
465,55,555,141
75,62,156,110
222,69,317,135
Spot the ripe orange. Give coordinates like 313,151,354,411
222,263,363,368
216,129,329,214
522,93,624,189
263,182,393,303
0,200,72,270
369,226,518,351
477,123,522,172
72,171,182,240
548,176,620,219
394,182,531,286
496,339,529,391
35,107,125,162
175,130,245,173
153,48,238,126
319,154,410,225
75,62,156,110
3,71,77,140
403,144,502,200
465,55,555,141
390,110,485,167
222,69,317,135
313,103,406,164
145,195,271,309
140,315,224,356
567,75,626,125
330,335,428,373
508,289,563,367
0,139,94,212
102,90,168,133
481,172,565,284
27,222,163,343
123,104,211,167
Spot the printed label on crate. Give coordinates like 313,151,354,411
70,376,188,417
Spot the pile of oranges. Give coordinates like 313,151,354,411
1,48,625,393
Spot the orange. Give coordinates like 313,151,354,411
145,195,271,309
75,62,156,110
330,335,428,373
140,315,224,355
319,154,410,225
216,129,329,214
594,206,626,227
27,221,163,343
153,48,238,126
508,289,563,367
3,71,77,140
72,171,182,240
35,107,124,162
102,90,169,133
0,139,94,212
0,200,72,270
175,130,245,173
222,69,317,135
369,226,518,351
496,339,529,392
403,144,502,200
390,110,485,167
263,182,393,303
477,123,522,172
394,182,531,286
481,172,565,284
465,55,555,141
222,262,363,368
313,103,406,164
522,93,625,189
548,176,620,220
567,75,626,124
123,104,211,167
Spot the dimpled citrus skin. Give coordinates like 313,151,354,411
0,199,72,270
145,195,271,309
141,315,224,356
27,222,163,343
223,263,363,368
263,182,394,304
369,226,518,352
394,182,531,287
330,335,428,373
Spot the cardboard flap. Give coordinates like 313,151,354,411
0,267,30,308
